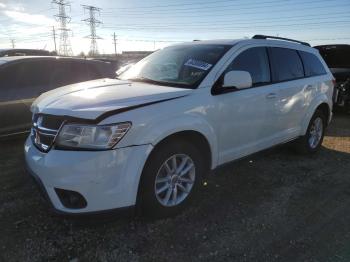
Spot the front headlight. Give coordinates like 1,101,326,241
55,122,131,150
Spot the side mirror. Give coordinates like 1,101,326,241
222,70,252,89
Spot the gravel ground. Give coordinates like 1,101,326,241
1,114,350,262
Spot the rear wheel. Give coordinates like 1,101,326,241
138,139,205,218
294,110,326,153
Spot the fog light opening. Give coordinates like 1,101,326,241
55,188,87,209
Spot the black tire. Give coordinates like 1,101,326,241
294,109,326,154
138,139,205,218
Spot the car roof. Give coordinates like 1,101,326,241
169,38,316,52
0,48,49,51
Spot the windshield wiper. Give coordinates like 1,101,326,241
128,77,164,84
128,77,193,88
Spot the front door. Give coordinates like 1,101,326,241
214,46,280,164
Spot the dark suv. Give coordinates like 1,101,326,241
0,56,116,137
315,45,350,109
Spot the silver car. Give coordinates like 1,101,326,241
0,56,115,137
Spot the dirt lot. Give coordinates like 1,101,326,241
1,114,350,262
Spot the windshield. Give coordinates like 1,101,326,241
119,44,231,88
317,46,350,68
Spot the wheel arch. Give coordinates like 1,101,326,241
135,129,213,213
301,98,332,135
150,130,212,173
316,103,331,126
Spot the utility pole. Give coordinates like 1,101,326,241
82,5,102,57
52,26,57,53
52,0,73,56
10,39,15,48
113,32,117,55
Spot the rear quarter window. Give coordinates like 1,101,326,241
299,51,327,77
268,47,304,82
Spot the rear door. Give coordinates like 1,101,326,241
268,47,306,140
299,50,329,102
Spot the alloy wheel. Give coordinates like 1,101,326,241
154,154,196,207
308,117,323,149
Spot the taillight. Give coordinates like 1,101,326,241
332,79,336,87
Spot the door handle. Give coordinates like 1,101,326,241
266,93,277,99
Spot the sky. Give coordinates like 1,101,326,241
0,0,349,55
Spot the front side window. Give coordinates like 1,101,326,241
225,47,271,86
299,51,327,77
268,47,304,82
119,44,231,88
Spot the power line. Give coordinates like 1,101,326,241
103,0,263,10
52,0,73,56
101,21,350,32
101,18,350,30
82,5,102,56
102,3,350,19
100,11,350,28
102,0,328,15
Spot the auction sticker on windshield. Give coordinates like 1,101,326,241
184,58,213,70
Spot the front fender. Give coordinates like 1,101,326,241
124,114,219,169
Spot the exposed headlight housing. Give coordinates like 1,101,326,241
56,122,131,150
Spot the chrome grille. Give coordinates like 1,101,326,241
31,114,65,152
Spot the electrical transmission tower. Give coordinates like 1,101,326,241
82,5,102,56
52,0,73,56
10,39,15,49
112,32,117,55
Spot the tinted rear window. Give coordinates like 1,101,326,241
268,47,304,82
299,51,326,77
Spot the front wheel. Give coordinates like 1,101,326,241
138,140,205,218
294,110,326,153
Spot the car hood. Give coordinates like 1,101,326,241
32,78,192,120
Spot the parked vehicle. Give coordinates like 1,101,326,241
314,45,350,110
91,58,121,72
25,35,334,217
0,56,115,137
0,48,52,57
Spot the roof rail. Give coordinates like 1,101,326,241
252,35,310,47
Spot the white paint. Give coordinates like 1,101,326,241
25,38,334,214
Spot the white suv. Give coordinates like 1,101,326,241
25,35,334,216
